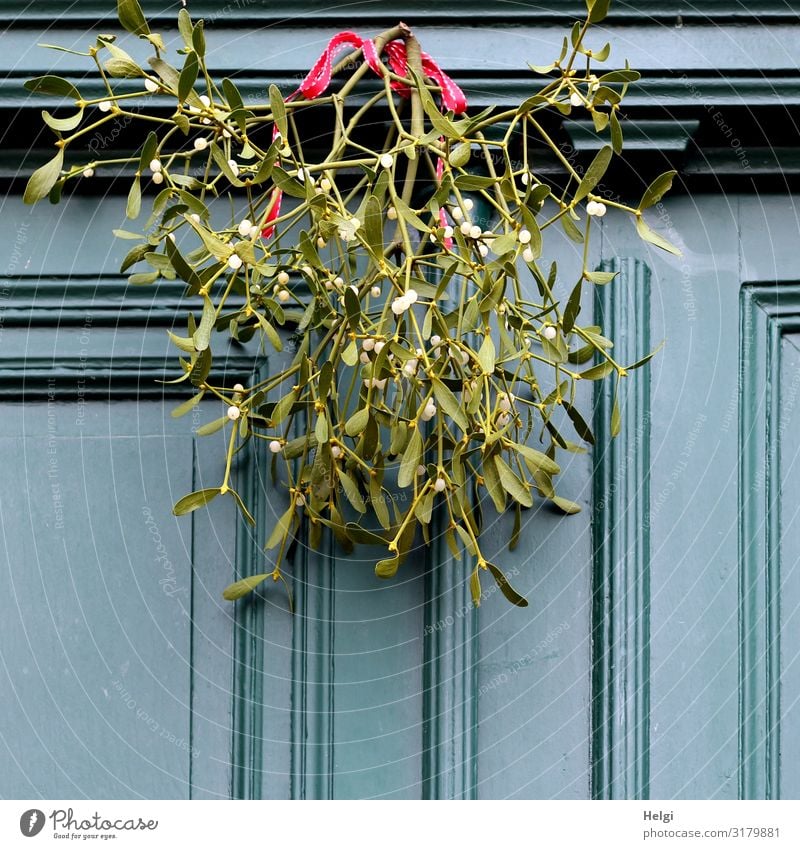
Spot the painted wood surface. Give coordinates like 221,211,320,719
2,1,800,801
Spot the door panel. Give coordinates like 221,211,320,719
5,182,800,799
0,404,224,798
0,193,243,798
779,334,800,801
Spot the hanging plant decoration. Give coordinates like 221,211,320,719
24,0,678,608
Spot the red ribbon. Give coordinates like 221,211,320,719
295,30,466,113
262,30,466,239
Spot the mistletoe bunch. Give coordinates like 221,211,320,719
24,0,677,607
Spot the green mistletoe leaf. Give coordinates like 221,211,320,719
23,149,63,204
117,0,150,36
223,574,271,601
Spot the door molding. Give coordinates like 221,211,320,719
738,282,800,799
591,257,653,800
422,525,478,800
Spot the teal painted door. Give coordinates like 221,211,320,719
5,190,798,799
4,0,800,801
0,196,246,798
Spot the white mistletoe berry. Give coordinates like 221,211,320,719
570,91,583,107
478,244,489,257
151,172,164,185
433,477,446,493
521,172,530,185
443,225,454,238
320,177,332,192
459,221,472,236
317,237,326,248
144,78,159,93
379,153,394,169
277,270,290,286
391,297,409,315
82,168,94,178
193,138,208,151
98,100,111,112
430,334,442,347
522,247,534,263
405,288,418,304
333,276,344,288
542,325,557,340
331,445,342,459
403,359,418,377
269,440,282,454
594,202,607,217
233,383,245,392
586,200,599,216
249,225,259,239
374,340,385,354
227,254,243,270
416,465,426,476
497,412,511,427
190,213,201,223
362,338,375,352
237,218,252,237
199,94,211,108
498,392,514,413
227,405,241,420
359,351,370,364
469,224,482,239
463,198,474,211
518,229,532,244
370,285,381,297
452,206,464,220
149,158,162,173
277,289,290,302
387,206,398,220
227,159,240,177
420,401,437,422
